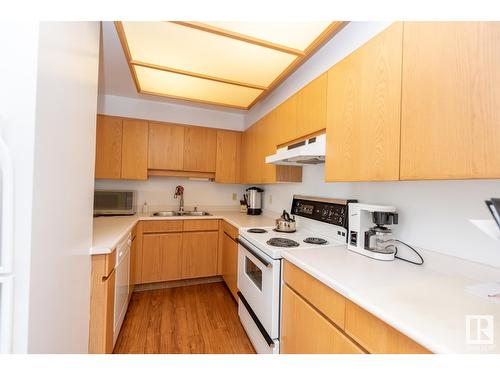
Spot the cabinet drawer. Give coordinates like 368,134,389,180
142,220,183,233
222,220,238,240
281,284,363,354
283,260,346,329
183,219,220,232
345,300,431,354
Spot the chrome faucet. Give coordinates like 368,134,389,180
174,185,185,212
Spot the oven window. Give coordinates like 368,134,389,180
245,256,262,291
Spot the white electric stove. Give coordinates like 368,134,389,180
236,195,356,354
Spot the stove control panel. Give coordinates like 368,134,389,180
291,195,357,230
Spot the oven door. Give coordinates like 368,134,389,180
237,236,280,340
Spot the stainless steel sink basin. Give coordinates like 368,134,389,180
152,211,178,217
183,211,211,216
151,210,211,217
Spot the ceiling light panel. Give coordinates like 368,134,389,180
134,65,263,108
202,21,333,51
122,21,297,87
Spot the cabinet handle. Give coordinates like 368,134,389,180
102,268,115,282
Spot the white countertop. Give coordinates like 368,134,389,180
91,210,276,255
281,245,500,354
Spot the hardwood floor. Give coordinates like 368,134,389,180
113,282,256,354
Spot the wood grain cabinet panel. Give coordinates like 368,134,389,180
141,220,184,233
148,122,185,171
89,252,116,354
273,95,297,145
141,233,183,283
183,219,220,232
345,300,430,354
95,115,122,179
281,285,363,354
325,22,403,182
221,232,238,300
283,260,346,329
296,73,328,137
121,119,149,180
183,126,217,173
215,130,242,183
400,22,500,180
181,231,219,279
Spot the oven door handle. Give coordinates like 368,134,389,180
237,238,272,268
237,291,275,349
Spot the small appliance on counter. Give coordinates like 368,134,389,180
348,203,423,265
245,187,264,215
94,190,136,216
348,203,399,261
275,210,296,233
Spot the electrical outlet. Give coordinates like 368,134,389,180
232,193,237,201
269,194,272,204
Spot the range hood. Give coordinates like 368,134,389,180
266,133,326,166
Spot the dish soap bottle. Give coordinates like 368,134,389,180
142,201,148,214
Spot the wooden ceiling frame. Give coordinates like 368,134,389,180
114,21,348,110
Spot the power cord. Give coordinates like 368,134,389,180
390,240,424,266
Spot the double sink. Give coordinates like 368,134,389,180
151,210,211,217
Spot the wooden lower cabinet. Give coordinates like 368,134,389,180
141,233,183,283
345,301,430,354
221,232,238,300
181,231,219,279
89,251,116,354
281,260,431,354
281,285,363,354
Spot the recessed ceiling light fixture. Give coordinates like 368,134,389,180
115,21,346,109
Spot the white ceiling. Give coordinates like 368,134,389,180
98,21,246,114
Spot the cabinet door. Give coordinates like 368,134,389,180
258,114,277,184
296,73,327,137
148,122,185,171
141,233,182,283
274,95,297,145
325,22,403,182
95,115,122,179
400,22,500,179
215,130,241,183
183,126,217,172
181,231,218,279
222,232,238,300
281,285,363,354
121,119,149,180
129,235,137,294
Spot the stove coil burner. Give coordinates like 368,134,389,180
247,228,268,233
303,237,328,245
266,238,300,248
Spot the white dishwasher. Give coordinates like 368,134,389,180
113,232,131,345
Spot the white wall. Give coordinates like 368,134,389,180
98,94,246,131
0,21,39,354
261,166,500,268
95,177,245,211
27,22,100,353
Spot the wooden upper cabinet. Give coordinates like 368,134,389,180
274,95,297,145
121,119,149,180
296,72,328,137
183,126,217,173
215,130,241,183
147,122,185,171
95,115,122,179
325,22,403,182
400,22,500,180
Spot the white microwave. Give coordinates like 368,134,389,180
94,190,136,216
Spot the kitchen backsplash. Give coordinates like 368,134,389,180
259,164,500,268
95,176,246,212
